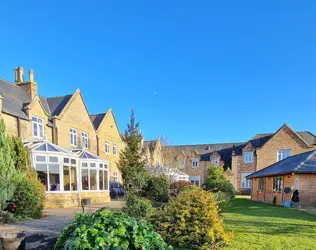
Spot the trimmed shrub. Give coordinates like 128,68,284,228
213,191,231,209
202,179,235,202
170,180,192,195
123,194,154,219
54,210,171,250
149,188,230,249
143,175,170,202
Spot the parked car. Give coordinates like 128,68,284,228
110,181,126,199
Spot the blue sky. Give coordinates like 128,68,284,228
1,1,316,145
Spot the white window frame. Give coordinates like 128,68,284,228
192,158,199,168
277,149,291,162
241,173,252,188
114,171,118,182
244,152,253,164
32,116,44,138
81,132,88,149
189,176,200,186
211,157,220,166
113,142,117,156
80,161,109,192
105,140,110,154
70,128,77,147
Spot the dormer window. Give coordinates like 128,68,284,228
192,158,199,168
244,152,253,164
211,157,220,166
32,116,44,138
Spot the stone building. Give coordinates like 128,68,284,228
201,124,316,194
0,67,123,207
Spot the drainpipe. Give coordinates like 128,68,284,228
17,117,21,138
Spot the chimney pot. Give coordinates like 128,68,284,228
14,66,24,83
29,69,34,82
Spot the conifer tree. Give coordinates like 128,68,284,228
0,119,17,208
118,109,148,196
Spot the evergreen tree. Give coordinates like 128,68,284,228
0,119,17,208
118,109,148,196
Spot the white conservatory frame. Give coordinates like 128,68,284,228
25,140,110,194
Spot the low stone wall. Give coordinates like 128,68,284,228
44,191,110,208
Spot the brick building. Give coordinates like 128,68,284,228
201,124,316,194
248,150,316,206
0,67,123,207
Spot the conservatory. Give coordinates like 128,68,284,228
25,140,110,208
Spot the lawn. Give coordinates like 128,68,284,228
223,196,316,250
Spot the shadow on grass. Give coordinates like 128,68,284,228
223,197,316,222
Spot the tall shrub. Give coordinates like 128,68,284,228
202,165,235,202
0,119,17,208
118,109,148,196
9,136,45,218
150,188,230,249
143,175,170,202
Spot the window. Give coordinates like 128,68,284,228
105,140,110,154
81,162,107,191
114,172,118,182
99,163,109,190
211,157,219,166
189,176,200,186
70,128,77,146
192,158,199,168
81,132,88,149
273,176,283,192
35,154,60,191
241,173,252,188
32,116,44,138
277,150,291,161
63,158,77,191
113,142,117,155
258,178,265,192
244,152,253,164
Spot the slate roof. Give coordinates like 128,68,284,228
46,94,73,117
247,150,316,178
166,142,243,156
89,113,106,130
0,78,30,119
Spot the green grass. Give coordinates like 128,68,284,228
223,196,316,250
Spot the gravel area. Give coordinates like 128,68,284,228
0,201,125,249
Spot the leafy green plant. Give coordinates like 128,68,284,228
123,194,154,219
149,187,230,250
143,175,170,202
213,191,231,209
55,210,171,250
11,171,45,219
202,165,235,202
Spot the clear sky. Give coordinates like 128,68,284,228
1,1,316,145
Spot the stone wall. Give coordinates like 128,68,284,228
97,110,123,182
44,191,110,208
54,91,98,154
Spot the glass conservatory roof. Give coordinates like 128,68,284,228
24,140,71,153
71,149,104,160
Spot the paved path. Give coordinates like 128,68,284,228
299,206,316,216
0,201,125,249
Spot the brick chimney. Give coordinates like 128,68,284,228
15,67,38,99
